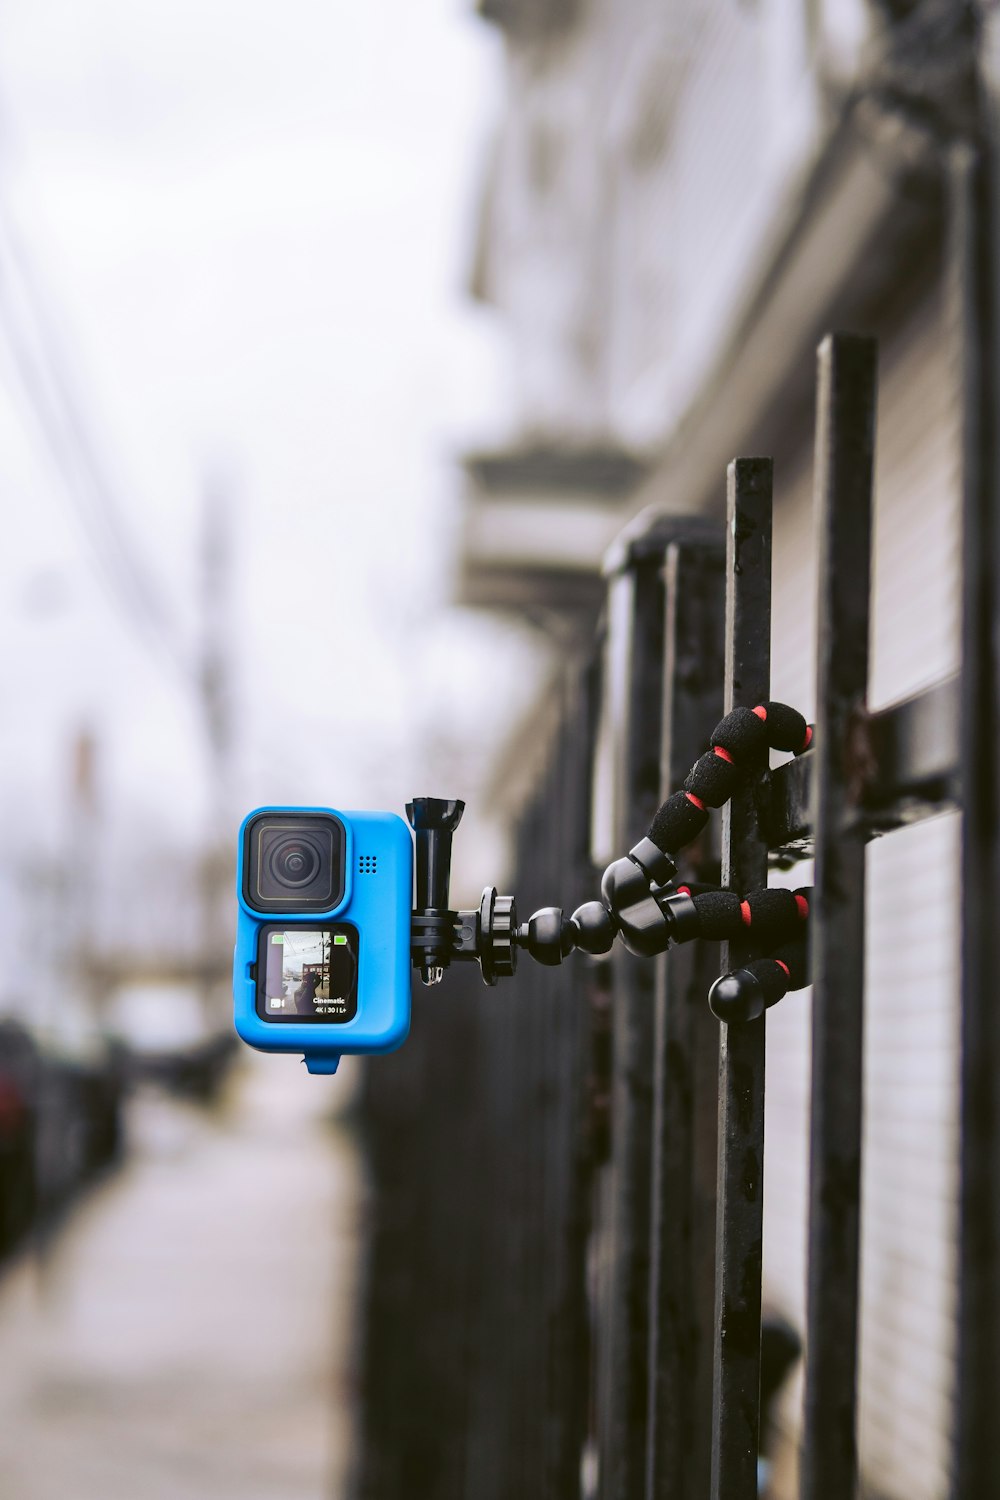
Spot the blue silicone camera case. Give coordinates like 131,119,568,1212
234,806,413,1074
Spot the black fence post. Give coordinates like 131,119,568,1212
358,324,994,1500
952,138,1000,1499
541,673,602,1498
358,661,601,1500
800,334,877,1500
646,531,725,1500
596,528,669,1500
710,458,772,1500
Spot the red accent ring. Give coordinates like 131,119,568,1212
740,900,752,926
714,745,734,764
686,792,705,811
801,725,813,751
753,705,768,721
775,959,791,979
795,894,810,919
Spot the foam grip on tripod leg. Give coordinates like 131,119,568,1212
709,707,771,761
758,702,813,754
765,931,809,994
647,791,710,856
683,750,739,807
740,887,801,947
688,889,744,940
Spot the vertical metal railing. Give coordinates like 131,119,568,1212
543,681,602,1498
357,318,992,1498
358,665,600,1500
800,334,877,1498
709,459,773,1500
646,530,725,1500
597,530,668,1500
952,137,1000,1500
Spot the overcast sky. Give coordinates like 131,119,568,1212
0,0,538,868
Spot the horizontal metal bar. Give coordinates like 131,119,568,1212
763,673,960,857
762,752,813,860
862,673,961,814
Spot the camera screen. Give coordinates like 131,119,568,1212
256,926,359,1024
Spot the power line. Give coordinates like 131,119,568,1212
0,193,193,683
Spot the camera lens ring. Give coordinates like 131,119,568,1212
245,813,344,912
265,835,323,890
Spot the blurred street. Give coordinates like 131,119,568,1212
0,1056,364,1500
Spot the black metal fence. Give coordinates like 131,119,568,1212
357,316,996,1497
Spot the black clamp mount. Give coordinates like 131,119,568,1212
407,797,518,989
407,700,815,1025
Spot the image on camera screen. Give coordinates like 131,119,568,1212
258,926,358,1024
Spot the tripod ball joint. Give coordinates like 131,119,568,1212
514,840,682,967
598,844,677,958
513,900,616,965
568,901,616,956
514,841,681,967
708,969,767,1024
516,907,578,966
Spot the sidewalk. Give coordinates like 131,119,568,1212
0,1054,365,1500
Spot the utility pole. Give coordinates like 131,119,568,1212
67,726,100,1022
197,474,235,1019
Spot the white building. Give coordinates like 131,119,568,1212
461,3,981,1495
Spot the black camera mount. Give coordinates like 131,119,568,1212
406,797,518,988
407,700,815,1024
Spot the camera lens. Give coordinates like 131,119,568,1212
246,814,345,912
267,838,321,889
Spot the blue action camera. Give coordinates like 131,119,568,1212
234,807,413,1075
235,708,820,1071
234,793,658,1076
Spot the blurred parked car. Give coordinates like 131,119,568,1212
0,1020,38,1256
0,1014,125,1258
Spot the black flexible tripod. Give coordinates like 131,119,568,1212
407,700,814,1024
